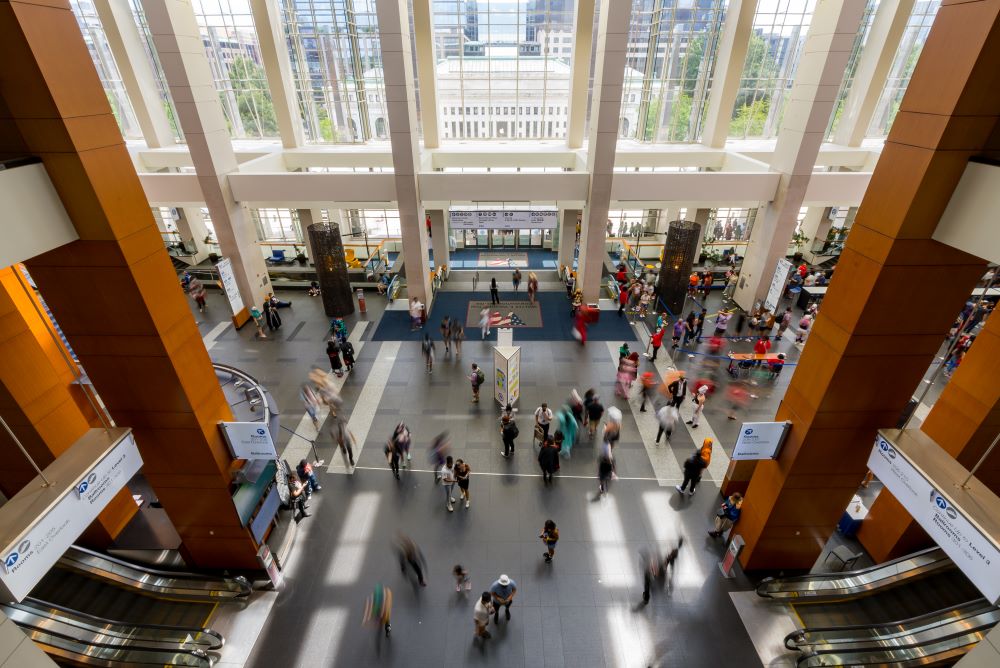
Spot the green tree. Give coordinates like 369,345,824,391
681,35,707,97
667,92,693,141
729,98,770,137
227,55,278,137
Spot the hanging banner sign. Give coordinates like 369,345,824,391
764,258,793,313
868,432,1000,604
0,429,143,602
731,421,791,460
220,422,278,460
450,210,558,230
216,257,244,316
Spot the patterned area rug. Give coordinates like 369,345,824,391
465,299,543,328
476,252,529,268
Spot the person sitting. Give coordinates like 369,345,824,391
377,273,390,295
769,353,786,377
308,281,321,297
267,292,292,308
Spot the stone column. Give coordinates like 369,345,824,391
701,0,759,148
693,208,711,263
375,0,432,306
734,0,996,571
428,209,450,271
858,309,1000,561
566,0,596,149
94,0,175,148
732,0,866,312
249,0,305,148
2,0,262,568
557,209,580,273
411,0,439,148
142,0,272,315
799,206,833,263
576,0,629,302
832,0,916,147
175,207,210,261
296,209,318,265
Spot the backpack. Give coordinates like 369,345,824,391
799,317,811,330
508,423,519,438
475,369,485,386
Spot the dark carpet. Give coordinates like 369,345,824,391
372,292,638,342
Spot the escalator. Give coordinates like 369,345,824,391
756,547,999,666
2,545,252,666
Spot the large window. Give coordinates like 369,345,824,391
826,0,879,139
253,208,301,242
343,209,401,238
619,0,727,143
706,208,758,242
729,0,816,139
128,0,184,142
281,1,388,143
192,0,279,139
70,0,142,140
433,0,575,140
868,0,940,138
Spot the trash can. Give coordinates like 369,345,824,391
356,288,366,313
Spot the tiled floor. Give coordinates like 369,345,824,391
187,280,960,667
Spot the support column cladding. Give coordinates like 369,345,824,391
142,0,272,316
576,0,629,302
428,209,450,271
2,0,263,568
733,0,996,571
732,0,866,312
557,209,580,273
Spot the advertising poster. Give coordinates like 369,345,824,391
217,257,245,315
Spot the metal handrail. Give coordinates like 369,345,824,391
60,545,251,602
4,598,224,650
214,362,271,427
755,547,950,602
19,625,213,667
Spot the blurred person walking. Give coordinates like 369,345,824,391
397,534,427,586
537,436,560,484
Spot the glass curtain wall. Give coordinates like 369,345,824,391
127,0,184,141
69,0,142,140
432,0,575,140
867,0,940,137
280,0,388,143
619,0,727,143
729,0,816,139
706,207,758,242
826,0,878,139
253,208,302,242
191,0,280,139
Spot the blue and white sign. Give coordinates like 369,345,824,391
731,421,790,460
220,422,277,460
216,257,244,316
868,433,1000,604
0,430,143,601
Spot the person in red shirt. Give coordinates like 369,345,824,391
798,263,808,279
618,285,629,316
647,327,665,360
753,335,771,366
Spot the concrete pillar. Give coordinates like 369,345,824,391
693,208,711,262
296,209,318,265
734,0,997,570
567,0,596,149
832,0,916,147
1,0,262,568
656,207,676,234
557,209,580,272
174,207,210,262
859,309,1000,561
732,0,866,312
428,209,449,270
799,206,833,263
411,0,439,148
376,0,432,306
701,0,759,148
576,0,629,302
143,0,271,315
94,0,175,148
249,0,305,148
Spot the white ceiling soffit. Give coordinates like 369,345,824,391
933,160,1000,263
0,162,79,267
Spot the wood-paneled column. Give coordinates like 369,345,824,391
0,0,260,568
736,0,999,570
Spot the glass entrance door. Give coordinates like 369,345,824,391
492,229,516,248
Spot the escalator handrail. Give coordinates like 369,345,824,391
756,546,947,598
793,624,996,666
9,597,225,650
20,625,213,666
784,599,996,650
63,545,252,598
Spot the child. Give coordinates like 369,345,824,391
453,564,471,592
308,280,321,297
341,340,356,371
540,519,559,563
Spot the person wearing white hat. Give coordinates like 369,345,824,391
489,574,518,624
687,385,709,428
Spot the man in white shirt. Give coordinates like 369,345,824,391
534,403,553,439
473,592,494,640
409,298,424,330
